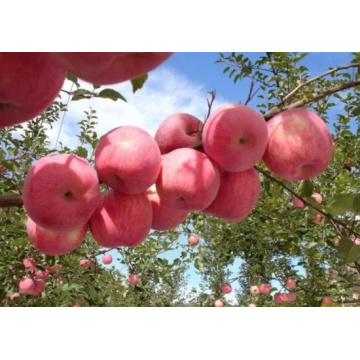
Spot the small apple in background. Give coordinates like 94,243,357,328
188,234,200,246
23,154,100,232
128,274,139,286
51,52,173,85
23,258,36,269
263,108,333,180
248,303,257,307
80,259,91,269
313,213,323,224
274,293,285,304
73,303,82,307
102,254,113,265
95,126,161,195
293,197,305,208
46,264,58,273
36,270,49,280
286,278,296,289
0,53,66,128
250,285,260,296
202,104,268,172
154,113,203,154
322,296,332,306
28,279,45,296
353,238,360,246
287,293,297,302
214,299,224,307
221,283,232,294
10,293,20,301
334,240,340,246
311,192,323,204
259,283,271,295
19,277,35,294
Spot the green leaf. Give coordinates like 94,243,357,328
300,180,313,197
131,74,148,93
352,105,360,117
327,194,360,215
76,146,88,159
194,259,204,271
66,73,79,87
46,255,56,266
337,237,360,263
97,88,127,102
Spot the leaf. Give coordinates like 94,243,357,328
300,180,313,197
337,237,360,263
46,255,56,266
327,194,360,215
66,73,79,87
97,88,127,102
76,146,88,159
194,259,203,271
352,105,360,117
131,74,148,93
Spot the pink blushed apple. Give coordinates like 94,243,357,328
287,293,297,302
286,278,296,289
259,283,271,295
293,197,305,208
221,283,232,294
89,190,152,248
80,259,91,269
250,285,260,296
311,192,323,204
19,277,35,294
95,126,161,195
156,148,220,211
214,299,224,307
23,154,100,232
274,293,285,304
154,113,203,154
0,53,66,128
313,213,323,224
36,270,50,280
128,274,139,286
187,234,200,246
322,296,332,306
248,303,257,307
263,108,333,180
23,257,36,270
102,254,113,265
10,293,20,301
202,104,268,172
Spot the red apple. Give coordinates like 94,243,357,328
287,293,297,302
89,190,152,247
73,303,82,307
51,52,173,85
95,126,161,195
311,192,323,204
286,278,296,289
154,113,203,154
0,53,66,128
274,292,285,303
19,277,35,294
263,108,333,180
214,299,224,307
80,259,91,269
187,234,200,246
156,148,220,211
36,270,50,280
221,283,232,294
23,257,36,269
27,217,87,256
293,197,305,208
10,293,20,301
313,213,323,224
28,279,45,296
128,274,139,286
259,283,271,295
322,296,332,306
354,238,360,246
102,254,113,265
202,104,268,172
23,154,100,232
250,285,260,296
203,168,261,222
334,240,340,247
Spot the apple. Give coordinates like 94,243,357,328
23,257,36,269
203,168,261,222
95,126,161,195
293,197,305,208
27,217,88,256
19,277,35,294
274,292,284,303
10,293,20,301
334,240,340,246
248,303,257,307
286,278,296,289
146,186,188,231
263,108,333,180
46,264,58,273
259,283,271,295
0,53,66,128
23,154,100,232
221,283,232,294
214,299,224,307
202,104,268,172
250,285,260,296
128,274,139,286
73,303,82,307
89,190,152,247
28,279,45,296
102,254,113,265
322,296,332,306
287,293,297,302
36,270,49,280
51,52,173,85
313,213,323,224
156,148,220,211
354,238,360,246
80,259,91,269
311,192,323,204
187,234,200,246
154,113,203,154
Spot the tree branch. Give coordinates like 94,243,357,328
0,195,23,208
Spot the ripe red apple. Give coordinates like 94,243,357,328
311,192,323,204
36,270,49,280
102,254,113,265
146,186,188,231
259,283,271,295
23,257,36,269
156,148,220,211
354,238,360,246
0,53,66,128
19,277,35,294
51,52,173,85
187,234,200,246
128,274,139,286
250,285,260,296
293,197,305,208
23,154,100,232
154,113,203,154
334,240,340,247
221,283,232,294
263,108,333,180
202,104,268,172
287,292,297,302
10,293,20,301
89,190,152,247
322,296,332,306
46,264,58,273
313,213,323,224
286,278,296,289
214,299,224,307
203,168,261,222
80,259,91,269
28,279,46,296
27,217,88,256
274,292,285,303
95,126,161,195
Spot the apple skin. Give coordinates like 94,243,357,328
263,108,333,180
286,279,296,289
0,53,66,128
95,126,161,195
102,254,113,265
311,192,323,204
287,293,297,302
221,283,232,294
23,154,100,232
51,52,173,85
19,277,35,294
10,293,20,301
147,188,188,231
23,258,36,269
250,285,260,296
73,303,82,307
214,299,224,307
313,213,323,224
28,279,46,296
26,217,87,256
89,190,152,247
128,274,139,286
36,270,49,280
322,296,332,306
154,113,203,154
203,168,260,222
80,259,91,269
156,148,220,211
293,197,305,208
202,104,268,172
259,283,271,295
248,303,257,307
274,293,285,303
187,234,200,246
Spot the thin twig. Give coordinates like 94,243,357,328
204,90,216,121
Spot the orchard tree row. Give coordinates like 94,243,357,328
1,52,360,307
